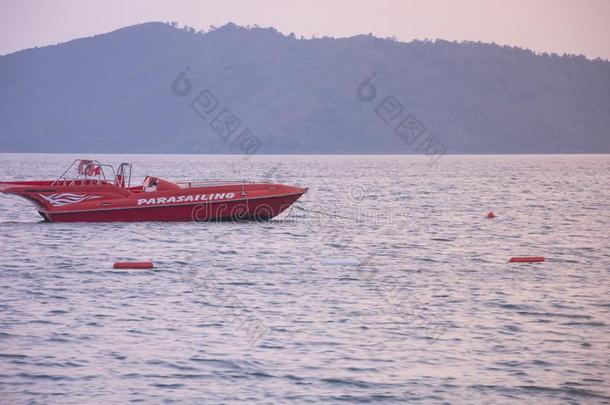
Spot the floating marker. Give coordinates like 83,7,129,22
113,261,154,269
486,211,496,219
509,257,545,263
320,258,361,266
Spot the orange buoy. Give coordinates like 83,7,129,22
113,261,154,269
486,211,496,219
509,257,545,263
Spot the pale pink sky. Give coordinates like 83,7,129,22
1,0,609,59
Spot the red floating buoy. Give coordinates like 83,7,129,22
113,261,154,269
486,211,496,219
509,257,545,263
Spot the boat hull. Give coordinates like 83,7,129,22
0,179,307,223
42,193,302,223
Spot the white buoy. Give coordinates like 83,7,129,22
320,258,361,266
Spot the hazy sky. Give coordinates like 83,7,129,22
1,0,609,59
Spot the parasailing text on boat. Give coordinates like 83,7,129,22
137,192,237,206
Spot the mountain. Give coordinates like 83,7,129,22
1,22,609,154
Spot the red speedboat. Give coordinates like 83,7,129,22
0,159,307,222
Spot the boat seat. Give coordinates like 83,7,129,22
143,176,157,192
143,176,180,192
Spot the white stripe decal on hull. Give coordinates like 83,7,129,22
40,193,102,207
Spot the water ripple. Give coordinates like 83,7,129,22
0,154,609,403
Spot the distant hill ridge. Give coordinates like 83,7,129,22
1,21,609,153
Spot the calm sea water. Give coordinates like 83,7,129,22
0,154,609,404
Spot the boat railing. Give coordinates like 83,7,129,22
51,159,125,187
175,179,269,189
